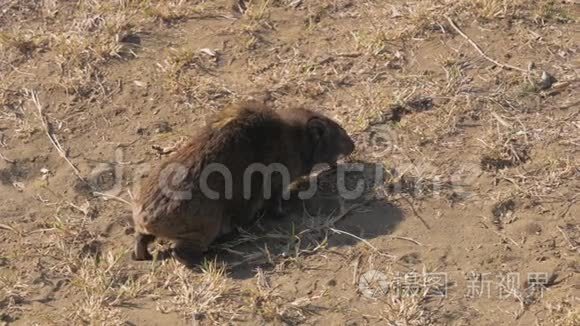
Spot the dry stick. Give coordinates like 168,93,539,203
444,15,528,73
28,90,87,184
329,228,396,259
326,198,399,258
490,112,512,128
93,191,132,206
556,226,578,251
0,223,17,232
492,228,522,248
559,198,576,218
352,254,361,285
0,151,14,163
399,195,431,230
329,199,371,225
478,220,522,248
390,236,424,246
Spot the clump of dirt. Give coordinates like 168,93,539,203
0,163,26,185
491,198,517,228
80,239,103,260
0,157,48,185
481,139,530,171
375,96,435,124
557,223,579,250
86,163,119,193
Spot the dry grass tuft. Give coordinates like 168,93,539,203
546,298,580,326
0,31,49,59
533,0,575,25
67,250,147,324
0,272,29,323
380,295,437,326
480,136,530,171
158,258,236,322
242,267,324,324
356,267,447,325
51,8,140,65
143,0,210,25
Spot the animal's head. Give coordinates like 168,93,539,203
307,114,355,166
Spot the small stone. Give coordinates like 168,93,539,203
539,71,557,90
12,182,24,192
327,279,337,287
199,48,217,57
391,7,402,18
153,121,171,134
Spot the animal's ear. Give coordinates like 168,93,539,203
307,118,326,142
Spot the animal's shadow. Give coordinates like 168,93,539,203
204,162,404,280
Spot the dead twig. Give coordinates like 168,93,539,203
490,112,512,128
399,195,431,230
93,191,133,206
352,254,361,285
328,199,372,225
444,15,528,73
390,236,424,246
0,223,17,232
478,220,522,248
558,198,576,218
27,90,88,184
329,227,396,259
556,226,578,251
0,150,14,163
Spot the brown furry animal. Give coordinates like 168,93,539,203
131,101,355,266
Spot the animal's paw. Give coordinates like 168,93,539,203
172,247,203,268
132,250,153,261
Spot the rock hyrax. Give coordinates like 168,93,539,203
132,101,355,265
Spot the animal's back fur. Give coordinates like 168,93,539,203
132,101,314,237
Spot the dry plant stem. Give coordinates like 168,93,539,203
352,255,361,285
92,191,133,206
444,15,528,73
330,227,396,259
28,90,88,184
0,151,14,163
556,226,578,251
329,199,371,225
399,195,431,230
0,223,17,232
322,199,396,258
390,236,424,246
479,220,522,248
558,199,576,218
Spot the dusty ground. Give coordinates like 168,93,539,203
0,0,579,325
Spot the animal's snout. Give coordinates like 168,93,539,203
335,137,355,164
343,137,355,156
